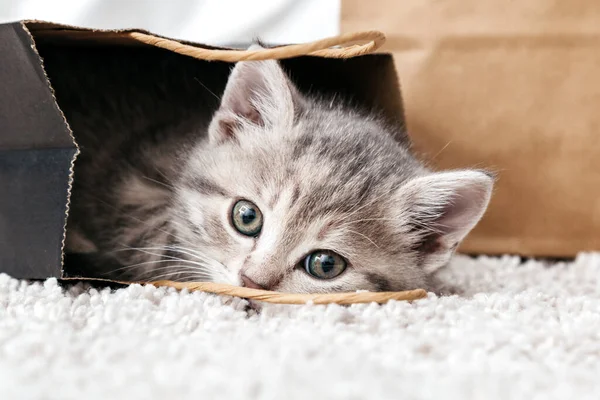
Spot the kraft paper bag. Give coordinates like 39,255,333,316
342,0,600,257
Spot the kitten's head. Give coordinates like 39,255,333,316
171,59,493,293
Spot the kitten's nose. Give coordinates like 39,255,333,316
240,274,266,290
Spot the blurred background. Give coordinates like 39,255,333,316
0,0,340,47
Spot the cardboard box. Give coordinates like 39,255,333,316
0,21,404,280
343,0,600,257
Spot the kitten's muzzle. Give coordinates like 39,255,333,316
240,273,266,290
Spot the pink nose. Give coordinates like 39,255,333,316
240,274,265,290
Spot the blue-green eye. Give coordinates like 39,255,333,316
232,200,263,237
304,251,347,279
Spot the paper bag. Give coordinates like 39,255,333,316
343,0,600,257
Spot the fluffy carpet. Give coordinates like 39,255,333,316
1,253,599,400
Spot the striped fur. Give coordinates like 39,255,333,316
46,44,493,293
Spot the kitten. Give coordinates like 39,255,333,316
42,44,493,294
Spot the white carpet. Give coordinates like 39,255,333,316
1,253,599,400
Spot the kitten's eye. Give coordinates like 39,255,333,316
304,251,347,279
231,200,263,237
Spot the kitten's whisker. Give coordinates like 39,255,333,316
109,264,213,280
342,188,390,221
346,229,380,249
338,217,397,228
141,264,212,277
157,267,213,279
166,218,193,234
106,258,178,274
118,245,217,265
152,165,172,182
80,190,197,248
163,245,216,262
329,92,338,109
109,245,218,280
431,140,453,161
127,248,214,270
141,175,175,190
141,268,212,283
114,244,229,282
169,218,189,236
122,158,173,190
150,267,212,282
340,216,449,235
106,258,211,275
149,244,227,272
171,272,213,283
114,247,181,263
112,246,171,257
346,217,398,223
194,77,220,101
342,185,376,216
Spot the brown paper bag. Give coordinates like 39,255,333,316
342,0,600,257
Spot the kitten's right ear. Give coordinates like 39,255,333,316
208,57,300,143
396,170,494,266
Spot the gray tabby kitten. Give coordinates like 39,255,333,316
44,45,493,294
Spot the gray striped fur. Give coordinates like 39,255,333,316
45,44,493,293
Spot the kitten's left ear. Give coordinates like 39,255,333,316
397,170,494,262
208,54,301,143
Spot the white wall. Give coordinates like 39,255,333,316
0,0,340,47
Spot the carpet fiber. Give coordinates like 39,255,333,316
1,253,599,399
